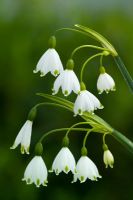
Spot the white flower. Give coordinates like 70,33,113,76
97,72,116,94
51,147,76,175
103,150,114,168
22,156,48,187
10,120,33,154
52,69,80,96
74,90,103,115
72,156,102,183
33,49,63,77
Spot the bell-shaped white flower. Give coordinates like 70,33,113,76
51,147,76,175
10,120,33,154
72,156,102,183
22,156,48,187
52,59,80,96
74,85,103,116
52,69,80,96
97,67,116,94
33,48,63,77
103,149,114,168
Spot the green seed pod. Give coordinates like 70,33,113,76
48,36,56,48
28,107,37,121
81,146,88,156
62,136,69,147
80,82,86,91
66,59,74,70
35,142,43,156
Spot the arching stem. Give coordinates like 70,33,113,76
83,129,93,147
70,45,109,58
114,56,133,94
80,52,103,82
65,122,91,137
39,128,89,143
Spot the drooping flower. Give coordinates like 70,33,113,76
72,156,102,183
74,82,103,116
103,149,114,168
22,156,48,187
33,36,63,77
10,107,36,154
10,120,33,154
97,66,116,94
50,147,76,175
52,59,80,96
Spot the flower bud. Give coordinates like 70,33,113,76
48,36,56,48
103,149,114,168
35,142,43,156
28,107,37,121
66,59,74,70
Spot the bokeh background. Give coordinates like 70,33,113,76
0,0,133,199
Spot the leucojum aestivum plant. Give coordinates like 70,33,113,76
10,24,133,187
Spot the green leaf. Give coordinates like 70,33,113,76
37,93,113,133
75,24,118,56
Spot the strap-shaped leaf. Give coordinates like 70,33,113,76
37,93,112,133
75,24,118,56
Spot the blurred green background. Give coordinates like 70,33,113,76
0,0,133,199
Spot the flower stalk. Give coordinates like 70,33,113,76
37,93,133,154
114,56,133,93
11,24,133,187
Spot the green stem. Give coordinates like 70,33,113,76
71,45,108,58
114,56,133,93
39,128,89,143
65,121,91,137
80,52,103,82
33,102,72,112
100,54,104,66
83,129,92,147
111,129,133,154
103,133,107,145
37,93,133,154
55,27,90,38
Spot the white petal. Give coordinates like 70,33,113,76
85,91,103,110
74,94,84,115
34,49,51,76
48,49,64,76
71,71,80,94
74,91,95,115
23,156,48,187
97,73,115,93
82,91,95,112
62,70,73,96
10,120,31,150
73,156,101,183
21,120,33,154
52,147,76,174
52,72,64,95
103,150,114,168
34,49,63,77
75,156,90,182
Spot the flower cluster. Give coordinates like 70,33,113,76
10,34,116,188
33,36,115,116
22,145,103,187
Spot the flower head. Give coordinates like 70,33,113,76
103,149,114,168
50,147,76,175
52,69,80,96
72,156,101,183
74,82,103,116
22,156,48,187
33,48,63,77
52,59,80,96
97,66,116,94
10,120,33,154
